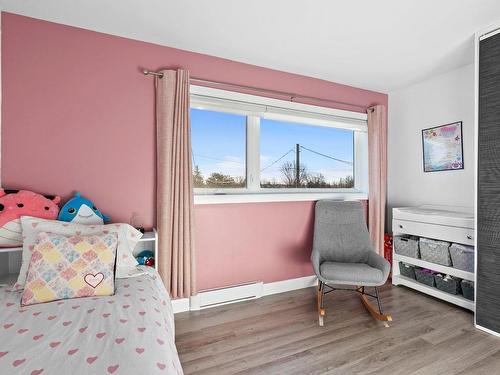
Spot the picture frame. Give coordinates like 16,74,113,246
422,121,464,172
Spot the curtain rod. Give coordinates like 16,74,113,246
142,69,368,111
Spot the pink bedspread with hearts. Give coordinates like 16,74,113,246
0,268,183,375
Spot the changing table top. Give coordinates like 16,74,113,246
393,205,474,228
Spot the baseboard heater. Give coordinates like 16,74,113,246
193,281,264,310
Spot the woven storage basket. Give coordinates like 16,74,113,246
450,243,475,272
415,268,437,287
419,238,452,266
435,275,462,295
394,236,420,258
399,262,417,280
461,280,475,301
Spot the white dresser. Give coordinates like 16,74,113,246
392,205,475,311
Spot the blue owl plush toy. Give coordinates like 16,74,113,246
58,192,110,225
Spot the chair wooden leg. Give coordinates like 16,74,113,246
317,281,325,326
359,287,392,327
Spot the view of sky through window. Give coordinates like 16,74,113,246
190,108,354,189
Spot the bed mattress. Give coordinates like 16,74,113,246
0,268,183,375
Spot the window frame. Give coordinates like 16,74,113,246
190,85,368,204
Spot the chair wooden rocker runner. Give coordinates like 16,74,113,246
311,200,392,327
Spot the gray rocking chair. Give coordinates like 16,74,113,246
311,200,392,326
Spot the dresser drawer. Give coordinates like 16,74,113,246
393,219,474,246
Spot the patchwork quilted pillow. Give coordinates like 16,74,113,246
14,216,142,290
21,231,118,306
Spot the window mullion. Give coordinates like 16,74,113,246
246,115,261,191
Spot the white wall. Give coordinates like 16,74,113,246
387,63,475,231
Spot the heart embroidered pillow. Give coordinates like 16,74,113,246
21,231,118,306
14,216,142,290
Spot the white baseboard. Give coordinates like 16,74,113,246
263,275,318,296
172,275,318,314
475,323,500,338
171,297,190,314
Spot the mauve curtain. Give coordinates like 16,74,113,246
367,105,387,256
156,69,196,299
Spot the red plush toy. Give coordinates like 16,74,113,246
0,189,61,247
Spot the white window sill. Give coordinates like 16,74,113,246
194,191,368,205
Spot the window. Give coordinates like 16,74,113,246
190,85,368,200
191,108,246,189
260,119,354,189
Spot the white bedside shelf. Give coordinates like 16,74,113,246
0,247,22,254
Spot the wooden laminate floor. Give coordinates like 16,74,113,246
175,283,500,375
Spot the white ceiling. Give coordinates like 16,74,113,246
2,0,500,92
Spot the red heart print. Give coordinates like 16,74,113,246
137,327,146,333
139,311,146,316
135,348,144,354
6,302,14,307
157,363,166,370
31,222,38,228
122,305,130,309
31,370,44,375
96,332,106,339
102,313,111,318
17,328,28,334
107,301,114,304
157,338,164,345
79,327,87,333
138,288,144,292
3,323,13,329
68,349,79,355
86,356,98,364
63,321,72,326
107,365,119,374
47,315,57,321
72,305,81,310
103,230,109,234
123,284,130,288
33,334,44,340
0,351,8,358
49,341,60,348
57,301,64,305
87,308,95,314
115,338,125,344
13,358,26,367
119,319,127,324
32,312,41,316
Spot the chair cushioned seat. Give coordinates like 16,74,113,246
319,261,384,285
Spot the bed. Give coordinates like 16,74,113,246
0,267,183,375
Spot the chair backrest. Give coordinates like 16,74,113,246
312,200,373,264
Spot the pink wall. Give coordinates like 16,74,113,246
1,13,386,290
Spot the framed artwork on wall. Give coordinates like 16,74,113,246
422,121,464,172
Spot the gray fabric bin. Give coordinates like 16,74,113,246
399,262,417,279
394,236,420,258
419,238,452,266
435,275,462,295
461,280,475,301
415,268,437,287
450,243,475,272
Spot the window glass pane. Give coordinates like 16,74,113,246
191,108,246,188
260,119,354,188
